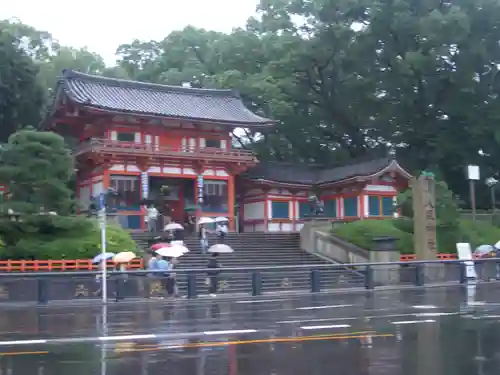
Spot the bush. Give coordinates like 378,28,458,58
333,220,414,254
0,215,137,260
332,218,500,254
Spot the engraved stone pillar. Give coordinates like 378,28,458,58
412,173,442,281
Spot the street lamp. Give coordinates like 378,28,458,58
467,165,480,221
486,177,498,213
97,188,118,303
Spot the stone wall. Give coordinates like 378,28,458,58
300,221,400,285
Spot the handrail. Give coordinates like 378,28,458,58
75,139,255,160
0,257,496,277
0,254,461,272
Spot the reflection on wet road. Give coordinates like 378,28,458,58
1,283,500,374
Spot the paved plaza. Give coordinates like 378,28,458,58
0,283,499,374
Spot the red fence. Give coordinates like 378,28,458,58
0,259,145,272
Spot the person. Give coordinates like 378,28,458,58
147,253,162,298
145,204,159,232
216,221,228,244
166,257,178,297
199,224,209,254
207,253,220,297
148,253,161,272
165,230,175,244
156,256,170,296
115,263,127,301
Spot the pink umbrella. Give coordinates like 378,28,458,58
151,243,171,251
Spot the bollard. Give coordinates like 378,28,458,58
37,277,48,304
415,264,425,286
459,262,466,284
187,272,197,298
251,272,262,296
364,265,374,290
310,269,320,293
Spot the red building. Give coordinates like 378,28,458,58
45,70,411,231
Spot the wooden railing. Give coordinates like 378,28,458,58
74,139,256,163
400,253,457,261
0,259,144,272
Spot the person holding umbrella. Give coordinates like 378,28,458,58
215,217,228,244
198,217,214,254
206,244,234,297
113,252,136,301
207,253,220,297
92,252,115,297
155,245,187,297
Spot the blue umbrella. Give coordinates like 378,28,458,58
92,252,116,264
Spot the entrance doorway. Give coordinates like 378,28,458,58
149,177,194,225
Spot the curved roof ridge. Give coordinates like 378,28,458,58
61,69,240,98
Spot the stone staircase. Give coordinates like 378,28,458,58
131,232,365,295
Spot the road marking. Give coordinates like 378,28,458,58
277,312,421,324
203,329,257,335
300,324,351,330
99,334,156,341
120,333,394,352
412,305,438,309
391,319,436,325
0,340,48,346
414,312,457,317
0,351,48,356
236,299,285,304
296,304,353,310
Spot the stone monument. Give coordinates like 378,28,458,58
412,172,441,280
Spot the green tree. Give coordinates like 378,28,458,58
0,27,45,142
0,130,75,214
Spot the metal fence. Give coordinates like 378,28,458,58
0,258,497,304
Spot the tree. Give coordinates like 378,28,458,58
0,27,45,142
0,130,75,214
0,129,136,260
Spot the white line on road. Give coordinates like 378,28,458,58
0,339,48,346
300,324,351,330
296,304,353,310
203,329,257,335
99,334,156,341
414,312,458,317
412,305,439,309
391,319,436,325
236,299,286,304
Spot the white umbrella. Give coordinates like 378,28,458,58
155,247,185,258
208,244,234,254
215,217,228,223
198,217,215,225
164,223,184,231
495,241,500,250
170,244,189,253
170,240,185,247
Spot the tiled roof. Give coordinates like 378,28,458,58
245,157,411,185
57,70,274,126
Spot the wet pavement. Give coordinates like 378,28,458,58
1,283,500,374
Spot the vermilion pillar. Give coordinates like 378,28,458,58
227,175,235,231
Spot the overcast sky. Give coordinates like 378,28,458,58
0,0,259,65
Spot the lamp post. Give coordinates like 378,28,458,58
467,165,480,222
485,177,498,213
98,193,108,303
97,188,117,303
